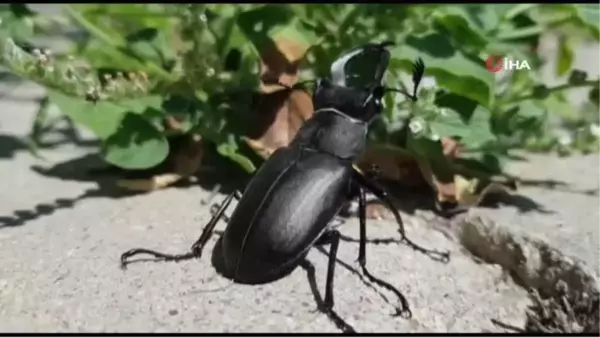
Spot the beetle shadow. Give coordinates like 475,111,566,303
120,228,399,333
11,140,250,230
210,231,406,333
0,175,141,229
373,179,554,217
313,244,394,306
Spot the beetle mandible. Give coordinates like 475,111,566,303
120,41,450,331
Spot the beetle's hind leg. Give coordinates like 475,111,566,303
353,169,450,263
120,190,242,269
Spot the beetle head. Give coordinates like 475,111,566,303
312,41,393,123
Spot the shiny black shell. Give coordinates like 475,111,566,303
220,111,367,284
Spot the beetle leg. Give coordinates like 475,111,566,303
189,190,242,255
319,230,359,333
120,191,241,269
353,169,451,264
322,230,341,311
356,185,411,318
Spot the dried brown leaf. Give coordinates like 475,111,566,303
357,146,426,187
365,202,391,220
116,173,183,192
243,136,276,160
246,88,313,158
164,115,184,132
441,136,463,158
259,37,308,94
244,35,314,159
454,175,513,207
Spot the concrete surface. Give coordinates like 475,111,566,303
472,154,600,276
0,83,529,333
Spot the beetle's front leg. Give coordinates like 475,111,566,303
352,168,450,263
120,190,242,269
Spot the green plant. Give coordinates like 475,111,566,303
0,4,598,204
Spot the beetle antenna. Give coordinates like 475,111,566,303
411,57,425,100
384,57,425,102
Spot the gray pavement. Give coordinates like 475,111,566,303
472,154,600,276
0,83,529,333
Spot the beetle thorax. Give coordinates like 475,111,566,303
291,110,368,160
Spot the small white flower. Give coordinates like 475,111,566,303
199,13,207,23
430,133,440,141
32,48,41,56
206,67,215,77
556,130,573,146
590,124,600,138
409,118,425,135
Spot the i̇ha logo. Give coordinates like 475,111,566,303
486,55,531,72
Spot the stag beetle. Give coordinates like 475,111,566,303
120,41,450,332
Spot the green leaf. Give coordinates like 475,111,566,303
432,6,489,49
509,100,547,138
121,95,164,113
102,112,169,170
515,100,546,120
434,91,478,123
124,27,175,69
406,134,454,182
48,91,128,139
80,39,147,71
216,135,256,173
48,91,163,139
430,105,496,149
390,32,495,108
465,5,501,31
574,4,600,40
0,4,36,43
237,5,317,60
8,4,35,18
556,36,573,76
542,93,580,122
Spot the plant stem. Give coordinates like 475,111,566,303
501,79,599,105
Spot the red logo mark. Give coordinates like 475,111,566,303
486,55,503,73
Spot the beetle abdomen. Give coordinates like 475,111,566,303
221,148,351,284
